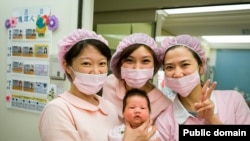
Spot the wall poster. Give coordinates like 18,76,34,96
5,6,59,113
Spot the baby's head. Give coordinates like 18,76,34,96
122,89,151,128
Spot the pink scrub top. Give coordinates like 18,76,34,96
39,91,121,141
102,74,172,122
108,124,160,141
155,90,250,141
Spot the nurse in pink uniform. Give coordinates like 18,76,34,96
155,34,250,141
39,29,156,141
102,33,172,123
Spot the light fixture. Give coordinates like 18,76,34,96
103,34,126,40
155,36,174,43
163,4,250,14
202,35,250,43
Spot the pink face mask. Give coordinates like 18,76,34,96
121,67,154,88
71,68,107,95
164,70,200,97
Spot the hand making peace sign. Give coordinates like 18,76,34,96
194,79,222,124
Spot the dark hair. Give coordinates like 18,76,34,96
163,45,202,67
64,39,111,79
122,88,151,113
116,44,160,78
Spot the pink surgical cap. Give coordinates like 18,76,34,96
160,34,207,74
110,33,161,79
57,28,108,72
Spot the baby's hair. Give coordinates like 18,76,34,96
122,88,151,113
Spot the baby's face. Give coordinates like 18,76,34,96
123,96,150,128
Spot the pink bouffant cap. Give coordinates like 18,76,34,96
159,35,207,74
57,28,108,71
110,33,161,79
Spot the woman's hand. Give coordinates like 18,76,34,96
122,119,157,141
194,80,222,124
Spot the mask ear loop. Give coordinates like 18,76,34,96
65,66,75,81
198,66,202,75
199,58,207,86
198,66,205,86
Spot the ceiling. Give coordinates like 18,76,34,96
160,9,250,36
94,0,250,49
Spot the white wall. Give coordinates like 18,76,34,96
0,0,79,141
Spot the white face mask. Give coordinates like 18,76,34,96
121,67,154,88
164,70,200,97
71,68,107,95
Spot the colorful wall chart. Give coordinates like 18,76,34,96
5,6,59,113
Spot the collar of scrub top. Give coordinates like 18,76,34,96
173,91,218,124
59,91,109,115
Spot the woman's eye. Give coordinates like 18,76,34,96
124,58,133,63
165,66,173,70
142,59,151,63
182,63,190,67
100,62,107,66
82,62,90,66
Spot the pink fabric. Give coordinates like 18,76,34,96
57,28,108,72
102,74,172,122
159,35,207,74
155,90,250,141
108,124,160,141
39,91,121,141
110,33,161,79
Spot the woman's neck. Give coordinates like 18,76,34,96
178,84,202,112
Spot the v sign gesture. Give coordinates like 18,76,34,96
194,79,222,124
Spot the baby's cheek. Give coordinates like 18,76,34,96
123,111,135,120
141,113,150,122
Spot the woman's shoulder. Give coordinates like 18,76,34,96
104,74,120,86
40,93,73,121
214,90,243,98
107,74,118,80
155,103,175,126
99,95,116,107
213,90,246,104
97,95,120,114
103,74,125,91
43,92,71,110
149,87,172,102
